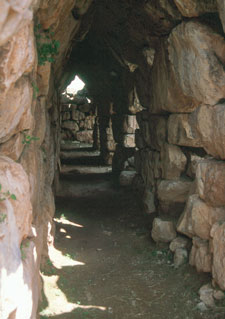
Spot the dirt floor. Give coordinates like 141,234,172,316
39,148,225,319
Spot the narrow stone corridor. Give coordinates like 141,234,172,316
39,145,223,319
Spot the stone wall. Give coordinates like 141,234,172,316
133,3,225,291
60,95,96,145
0,0,93,318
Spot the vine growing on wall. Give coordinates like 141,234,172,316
34,23,60,66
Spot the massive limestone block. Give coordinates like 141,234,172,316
144,0,181,35
168,113,201,147
158,179,192,204
0,133,25,161
123,134,135,148
186,152,205,179
150,40,198,114
20,143,45,216
157,179,192,215
0,0,33,46
217,0,225,33
177,195,225,240
0,155,32,242
0,22,35,104
168,21,225,106
123,115,138,134
211,222,225,290
196,159,225,207
137,115,167,151
195,104,225,159
0,156,34,319
0,77,33,144
174,0,217,17
161,143,187,180
189,237,212,272
151,218,177,243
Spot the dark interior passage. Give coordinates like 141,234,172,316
39,146,217,319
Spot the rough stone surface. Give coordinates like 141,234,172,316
157,179,192,204
174,0,217,17
168,21,225,106
217,0,225,33
151,218,177,243
169,236,190,253
0,155,33,319
177,195,225,240
0,77,33,144
199,284,215,308
150,40,198,114
0,133,25,161
76,130,93,144
119,171,136,187
211,222,225,290
142,189,156,214
196,159,225,207
161,143,187,180
0,22,35,104
174,248,188,268
0,0,33,46
189,237,212,272
123,134,136,148
168,114,201,147
195,104,225,159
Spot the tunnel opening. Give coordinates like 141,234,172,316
1,1,225,318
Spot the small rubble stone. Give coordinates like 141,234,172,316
151,218,177,243
174,248,188,268
196,302,208,312
213,290,225,301
199,284,215,308
169,236,190,252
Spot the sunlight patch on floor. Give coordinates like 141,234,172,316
40,246,107,317
48,246,85,269
54,216,84,228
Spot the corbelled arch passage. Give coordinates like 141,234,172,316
1,1,225,318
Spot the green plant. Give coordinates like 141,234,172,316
20,242,30,261
31,82,39,99
0,213,7,223
34,23,60,66
0,184,17,201
22,134,40,145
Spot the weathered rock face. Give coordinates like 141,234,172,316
196,159,225,207
174,0,217,17
177,195,225,240
151,218,177,243
0,156,34,319
161,143,187,180
168,21,225,107
189,237,212,273
211,222,225,290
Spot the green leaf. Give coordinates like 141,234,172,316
10,194,17,200
0,184,1,191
